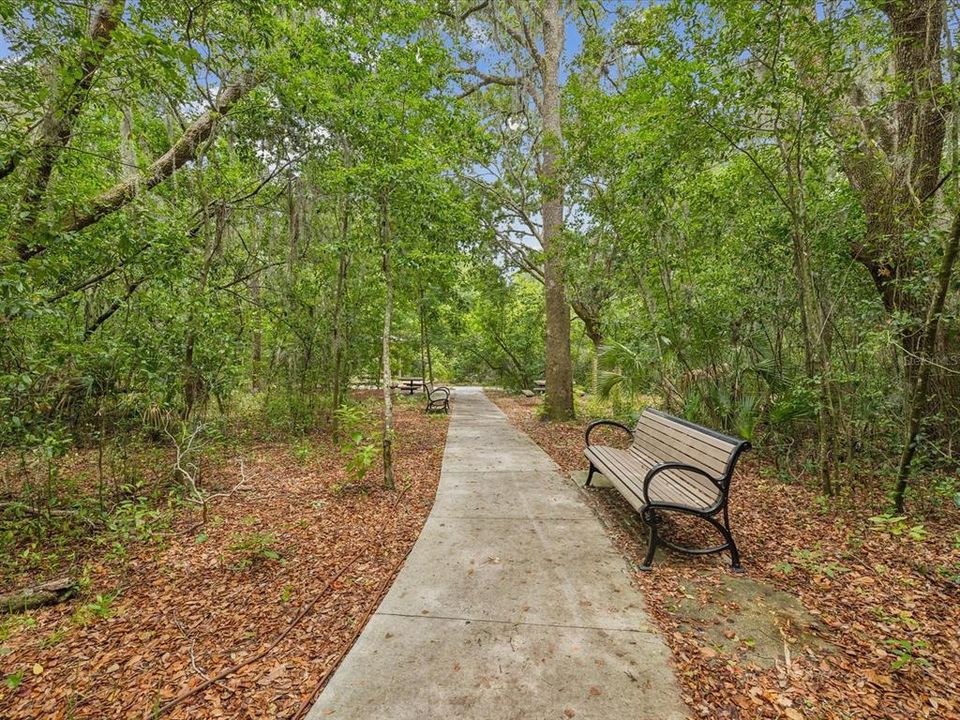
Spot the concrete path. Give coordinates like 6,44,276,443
307,388,688,720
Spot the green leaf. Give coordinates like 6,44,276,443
5,669,24,690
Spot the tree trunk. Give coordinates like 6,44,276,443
893,211,960,511
250,254,262,393
419,286,428,380
119,103,137,180
330,204,350,426
590,336,601,396
331,138,353,418
794,227,835,496
380,198,395,491
418,285,435,384
540,0,574,420
831,0,949,413
576,309,603,396
183,201,224,418
286,173,301,277
773,115,836,495
425,318,434,386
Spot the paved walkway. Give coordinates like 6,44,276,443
307,388,687,720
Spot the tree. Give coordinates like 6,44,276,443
446,0,575,419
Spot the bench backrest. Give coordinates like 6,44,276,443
632,409,749,486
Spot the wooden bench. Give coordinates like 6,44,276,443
583,408,750,571
425,384,450,413
533,379,546,395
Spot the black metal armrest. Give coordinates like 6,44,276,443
427,386,450,400
584,419,634,446
642,462,723,505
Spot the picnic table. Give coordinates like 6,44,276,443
398,377,426,395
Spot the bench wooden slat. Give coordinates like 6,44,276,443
635,415,735,465
642,410,741,451
628,446,720,507
586,447,718,509
584,448,646,510
635,414,735,467
634,426,732,478
632,426,731,480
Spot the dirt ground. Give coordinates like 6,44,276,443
0,394,449,719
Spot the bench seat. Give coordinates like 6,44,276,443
583,408,750,570
584,445,722,510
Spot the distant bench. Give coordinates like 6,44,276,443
519,380,545,398
584,408,750,571
425,384,450,414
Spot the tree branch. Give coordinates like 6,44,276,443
438,0,490,22
83,275,147,339
8,0,126,252
456,66,520,88
18,73,259,261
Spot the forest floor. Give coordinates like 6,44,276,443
488,391,960,720
0,392,448,720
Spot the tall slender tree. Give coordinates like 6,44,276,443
447,0,575,419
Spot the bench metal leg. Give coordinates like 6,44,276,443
585,463,596,487
723,507,744,573
655,508,744,573
639,508,660,570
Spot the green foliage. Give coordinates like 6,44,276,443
97,497,170,568
40,627,68,649
885,638,930,672
226,531,283,570
868,515,927,542
443,272,545,388
4,669,24,690
335,404,380,484
788,548,849,579
872,607,919,632
291,439,314,464
71,593,118,627
597,342,657,408
0,615,36,643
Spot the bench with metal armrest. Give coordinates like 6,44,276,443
583,408,751,571
425,384,450,413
